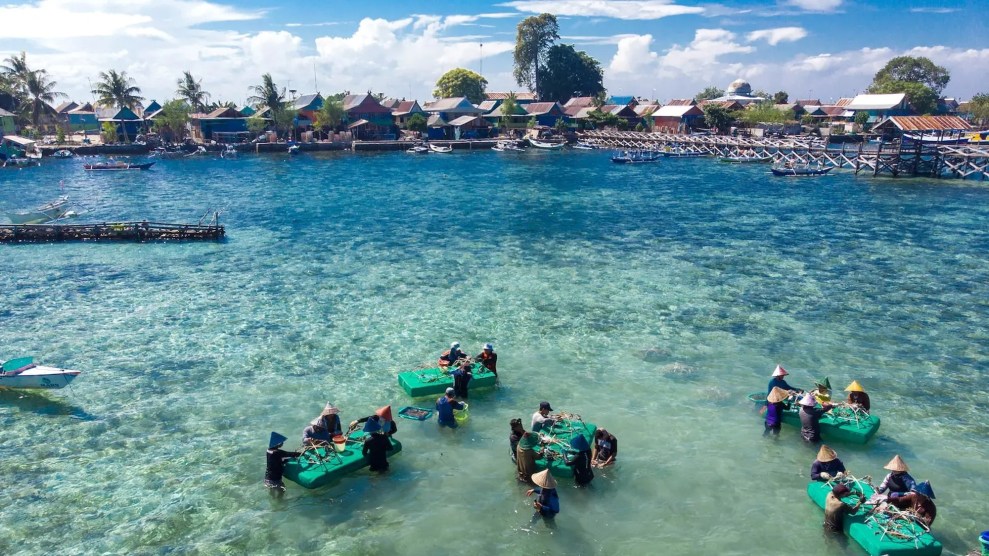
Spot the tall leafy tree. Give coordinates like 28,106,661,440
703,104,736,134
967,93,989,126
870,79,938,115
93,69,144,109
152,99,191,142
513,13,559,98
23,70,65,129
539,44,605,104
695,86,724,101
313,97,344,138
738,101,793,125
176,71,211,113
772,91,789,104
433,68,488,104
247,73,286,130
869,56,950,96
1,51,30,90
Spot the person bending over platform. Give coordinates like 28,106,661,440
531,401,555,433
767,364,802,395
798,393,835,443
592,428,618,468
565,435,594,486
844,380,871,412
438,341,468,368
301,418,332,447
315,403,343,436
824,484,865,534
350,405,398,437
451,359,473,399
516,430,541,483
877,455,916,498
889,481,936,527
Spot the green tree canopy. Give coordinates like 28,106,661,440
513,13,559,97
93,69,144,109
247,73,286,128
869,56,950,96
695,86,724,101
738,101,793,126
23,69,65,129
500,92,519,130
772,91,789,104
539,44,605,104
703,104,735,134
586,109,621,129
966,93,989,126
406,112,427,133
869,79,938,115
433,68,488,104
176,71,211,113
313,97,344,137
153,99,190,142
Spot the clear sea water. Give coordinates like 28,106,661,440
1,150,987,555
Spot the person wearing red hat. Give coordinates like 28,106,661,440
350,405,398,437
767,364,802,395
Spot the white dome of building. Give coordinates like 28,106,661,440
727,79,752,96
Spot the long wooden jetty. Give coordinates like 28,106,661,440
0,221,225,243
579,131,989,180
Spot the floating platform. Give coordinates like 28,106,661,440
0,221,225,243
748,392,880,444
282,432,402,489
397,363,496,398
807,480,942,556
534,418,597,478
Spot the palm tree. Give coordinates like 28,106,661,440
92,69,144,109
23,70,65,130
246,73,285,131
1,51,30,91
176,71,211,113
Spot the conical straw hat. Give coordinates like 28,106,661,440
767,387,788,404
845,380,864,392
884,454,909,472
532,469,557,489
815,377,831,390
799,393,817,407
816,445,838,463
772,365,788,377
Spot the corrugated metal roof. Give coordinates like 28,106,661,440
424,97,484,113
882,116,973,132
654,105,702,117
523,102,561,115
392,101,421,115
634,104,661,116
834,97,853,107
564,96,596,108
449,115,483,126
485,92,536,100
0,108,15,117
666,99,696,106
794,99,821,107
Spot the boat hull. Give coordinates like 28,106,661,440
748,392,880,444
807,481,942,556
0,365,81,389
397,363,496,398
282,432,403,489
84,162,155,171
771,167,832,176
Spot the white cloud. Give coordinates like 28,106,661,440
658,29,755,80
501,0,705,20
746,27,807,46
785,0,842,11
609,34,657,74
909,7,958,13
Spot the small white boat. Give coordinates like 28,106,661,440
220,145,238,158
428,143,453,153
52,149,74,158
0,357,82,390
572,142,596,150
492,140,524,152
406,143,429,154
2,156,40,168
6,196,71,224
528,138,565,150
288,144,301,155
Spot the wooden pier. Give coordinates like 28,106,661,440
0,221,225,243
579,131,989,180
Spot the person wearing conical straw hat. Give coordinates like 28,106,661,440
264,432,301,494
361,418,395,473
877,455,917,498
315,402,343,436
890,480,937,527
526,469,560,519
350,405,398,437
764,387,789,436
301,417,332,447
844,380,871,412
767,364,802,395
798,392,835,443
810,444,847,482
811,377,832,404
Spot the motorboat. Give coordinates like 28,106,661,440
406,143,429,154
288,144,301,155
571,142,596,150
663,147,708,158
428,143,453,153
0,356,82,390
720,153,772,163
611,150,661,164
771,163,833,176
491,140,524,152
528,138,565,149
52,149,74,158
2,155,39,168
83,161,155,171
6,196,72,224
220,145,238,158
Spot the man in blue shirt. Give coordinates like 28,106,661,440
436,388,465,428
767,364,802,395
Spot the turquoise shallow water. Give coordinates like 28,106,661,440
2,151,988,555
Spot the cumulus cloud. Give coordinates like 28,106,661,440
746,27,807,46
609,34,657,74
659,29,755,80
501,0,705,20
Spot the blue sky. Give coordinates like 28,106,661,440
1,0,986,106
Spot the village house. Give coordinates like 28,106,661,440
597,103,640,126
563,96,598,117
343,93,395,140
291,93,324,134
0,107,16,134
845,93,912,122
189,107,249,143
872,115,972,142
96,106,143,142
651,104,704,133
485,92,536,105
66,102,99,133
423,97,485,139
483,101,529,133
392,100,425,128
523,102,566,127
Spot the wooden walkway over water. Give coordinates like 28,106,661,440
578,131,989,180
0,221,225,243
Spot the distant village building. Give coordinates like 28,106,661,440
485,92,536,105
189,107,248,143
652,104,704,133
523,102,566,127
66,102,98,133
0,107,17,134
845,93,912,122
96,106,143,141
343,93,394,140
392,100,424,128
711,79,765,106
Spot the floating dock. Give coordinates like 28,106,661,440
0,221,225,243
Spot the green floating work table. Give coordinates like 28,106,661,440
397,362,496,398
748,392,881,444
282,431,402,489
807,480,941,556
532,417,597,479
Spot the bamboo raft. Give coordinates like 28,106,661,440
0,221,225,243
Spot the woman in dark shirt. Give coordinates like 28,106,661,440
565,435,594,486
